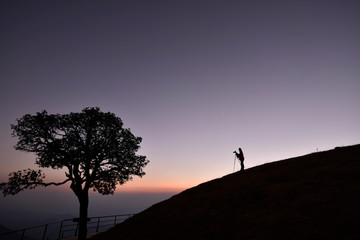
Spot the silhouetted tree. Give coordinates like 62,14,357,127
0,107,149,240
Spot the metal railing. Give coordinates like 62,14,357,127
0,214,134,240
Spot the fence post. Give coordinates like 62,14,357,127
58,220,64,239
74,222,79,237
95,217,101,233
114,215,117,227
20,229,25,240
42,224,48,240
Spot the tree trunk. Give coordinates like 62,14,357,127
77,193,89,240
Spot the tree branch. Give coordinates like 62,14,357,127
0,169,70,197
36,178,71,187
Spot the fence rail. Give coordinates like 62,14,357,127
0,214,134,240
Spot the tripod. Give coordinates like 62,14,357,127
233,155,237,172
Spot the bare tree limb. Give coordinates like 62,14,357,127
0,169,71,196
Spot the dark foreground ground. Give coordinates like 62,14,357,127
92,144,360,240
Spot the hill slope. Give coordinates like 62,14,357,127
92,145,360,240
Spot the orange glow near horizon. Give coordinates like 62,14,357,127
43,177,193,194
115,181,191,193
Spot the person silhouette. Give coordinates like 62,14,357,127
233,148,245,171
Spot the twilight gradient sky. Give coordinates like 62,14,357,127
1,0,359,196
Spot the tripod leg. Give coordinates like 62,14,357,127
233,156,236,172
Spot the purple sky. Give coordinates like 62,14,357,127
0,0,359,220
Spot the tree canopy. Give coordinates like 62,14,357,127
1,107,148,196
0,107,149,239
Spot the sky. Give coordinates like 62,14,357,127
0,0,359,227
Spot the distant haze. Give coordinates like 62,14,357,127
0,186,175,229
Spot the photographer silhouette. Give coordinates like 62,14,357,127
233,148,245,171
